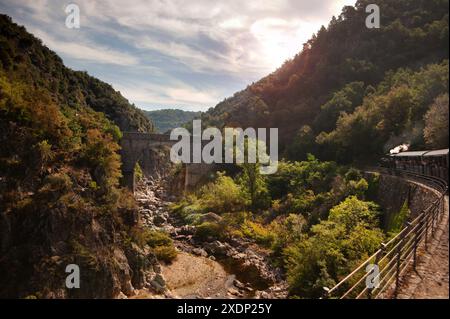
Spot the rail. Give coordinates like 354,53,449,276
324,169,448,299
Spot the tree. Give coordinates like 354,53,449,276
199,172,246,214
284,196,384,298
424,94,449,148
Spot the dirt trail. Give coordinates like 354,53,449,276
161,252,235,298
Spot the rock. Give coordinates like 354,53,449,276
233,279,245,289
257,291,271,299
178,225,195,235
204,241,232,256
167,227,178,236
153,274,166,286
117,291,128,299
150,274,166,293
227,288,241,296
199,212,222,223
153,263,162,274
153,215,167,226
150,281,166,294
232,252,247,260
192,248,208,257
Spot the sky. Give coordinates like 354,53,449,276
0,0,356,111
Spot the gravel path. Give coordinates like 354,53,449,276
396,195,449,299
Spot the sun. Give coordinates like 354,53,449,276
251,18,319,71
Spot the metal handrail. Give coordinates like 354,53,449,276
325,169,448,299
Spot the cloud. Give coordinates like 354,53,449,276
113,80,223,111
33,30,139,66
0,0,357,110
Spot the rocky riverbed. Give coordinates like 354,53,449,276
131,177,288,299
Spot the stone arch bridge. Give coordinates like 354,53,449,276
120,132,210,192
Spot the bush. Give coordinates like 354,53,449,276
134,162,143,182
144,230,173,248
198,172,246,214
284,196,384,297
184,213,204,225
38,173,72,195
241,220,275,247
130,229,178,263
194,222,225,241
153,245,177,263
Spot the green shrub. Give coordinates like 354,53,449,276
153,245,177,263
129,228,178,263
184,213,204,225
386,200,410,236
134,162,143,182
194,222,225,241
241,220,274,247
39,173,72,194
144,230,173,248
199,172,246,214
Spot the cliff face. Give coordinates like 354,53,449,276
0,15,157,298
0,193,156,298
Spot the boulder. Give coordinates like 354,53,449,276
178,225,196,235
192,248,208,257
150,274,166,293
153,215,167,226
199,212,222,223
204,241,232,256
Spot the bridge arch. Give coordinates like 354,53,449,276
120,132,216,193
120,132,177,192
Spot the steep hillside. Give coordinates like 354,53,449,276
143,109,201,133
199,0,449,162
0,15,157,298
0,15,153,133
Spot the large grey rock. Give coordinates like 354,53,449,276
150,274,166,293
192,248,208,257
204,241,232,256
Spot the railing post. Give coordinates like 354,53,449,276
431,204,437,237
413,217,422,270
394,224,408,298
322,287,330,299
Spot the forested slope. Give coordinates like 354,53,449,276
199,0,449,162
143,109,201,133
0,15,157,298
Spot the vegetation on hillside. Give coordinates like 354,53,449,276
0,15,160,298
172,0,449,298
143,109,202,133
0,14,154,133
172,154,389,297
198,0,449,161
